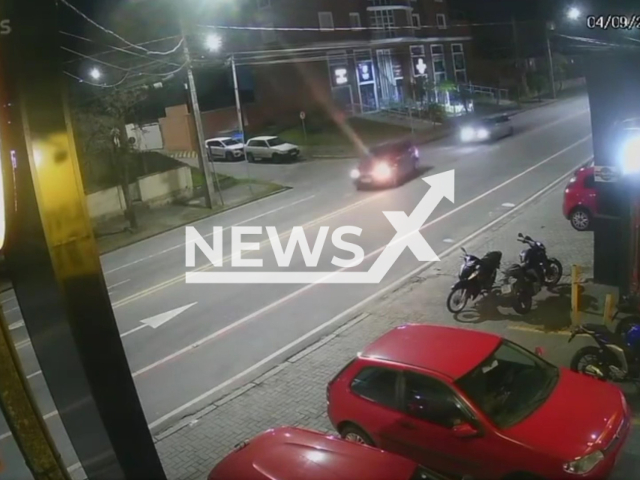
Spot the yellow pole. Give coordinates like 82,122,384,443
603,294,615,325
0,304,70,480
571,265,581,325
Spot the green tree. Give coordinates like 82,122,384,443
71,87,149,230
526,72,548,101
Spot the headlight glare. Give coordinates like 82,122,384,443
476,128,489,140
372,162,393,180
563,450,604,474
461,127,475,142
350,168,360,179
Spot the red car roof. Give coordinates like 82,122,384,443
208,426,419,480
361,324,501,380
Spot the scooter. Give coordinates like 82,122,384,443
446,248,502,313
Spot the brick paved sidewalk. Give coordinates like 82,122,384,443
155,182,640,479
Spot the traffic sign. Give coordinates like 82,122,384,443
300,111,306,120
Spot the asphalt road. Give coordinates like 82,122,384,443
0,95,594,478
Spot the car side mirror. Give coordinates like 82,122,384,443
452,422,479,438
535,346,544,357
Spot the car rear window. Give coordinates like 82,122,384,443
350,367,398,408
584,174,595,189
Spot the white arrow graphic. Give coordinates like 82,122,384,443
186,170,455,284
121,303,197,338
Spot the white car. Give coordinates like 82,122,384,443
460,114,514,143
245,136,301,163
205,137,245,161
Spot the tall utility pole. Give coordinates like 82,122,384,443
511,15,526,102
230,54,253,194
545,21,557,99
180,17,223,208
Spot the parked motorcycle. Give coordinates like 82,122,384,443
446,248,502,313
569,323,640,383
500,263,540,314
517,233,563,288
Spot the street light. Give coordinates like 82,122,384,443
89,67,101,80
567,7,581,21
205,34,222,52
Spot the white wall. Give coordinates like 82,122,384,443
126,122,164,151
138,166,193,206
86,186,126,220
87,167,194,222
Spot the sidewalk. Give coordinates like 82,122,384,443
94,182,286,254
153,179,640,478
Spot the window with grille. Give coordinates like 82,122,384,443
369,9,396,39
350,12,362,29
452,43,467,84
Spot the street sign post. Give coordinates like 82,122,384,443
300,111,307,144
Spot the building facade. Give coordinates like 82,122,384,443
237,0,472,123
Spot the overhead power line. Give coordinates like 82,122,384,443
60,31,184,68
59,0,184,55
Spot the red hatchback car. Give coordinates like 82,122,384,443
208,426,459,480
563,165,597,231
327,325,630,480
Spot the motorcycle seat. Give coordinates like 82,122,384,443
581,324,611,335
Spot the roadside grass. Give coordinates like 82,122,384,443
278,117,412,147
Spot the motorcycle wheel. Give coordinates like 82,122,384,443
570,346,609,380
615,316,640,337
545,259,563,287
512,288,532,314
446,287,468,314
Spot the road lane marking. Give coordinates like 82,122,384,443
104,194,317,275
107,279,130,290
8,320,23,330
110,191,388,308
0,152,592,442
146,157,589,430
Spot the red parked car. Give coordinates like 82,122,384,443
327,324,630,480
563,165,596,231
208,426,460,480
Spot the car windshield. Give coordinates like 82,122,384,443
267,137,285,147
455,340,559,429
221,138,240,146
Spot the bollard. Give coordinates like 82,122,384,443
571,265,581,325
603,294,616,325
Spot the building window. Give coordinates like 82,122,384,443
369,9,396,39
368,0,395,5
452,43,467,83
431,44,446,86
261,21,276,43
411,45,427,78
318,11,335,31
350,12,362,29
412,13,421,29
257,0,271,7
436,13,447,29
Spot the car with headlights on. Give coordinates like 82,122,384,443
245,136,300,163
208,426,462,480
327,324,630,480
351,140,419,189
206,137,245,162
460,115,513,143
